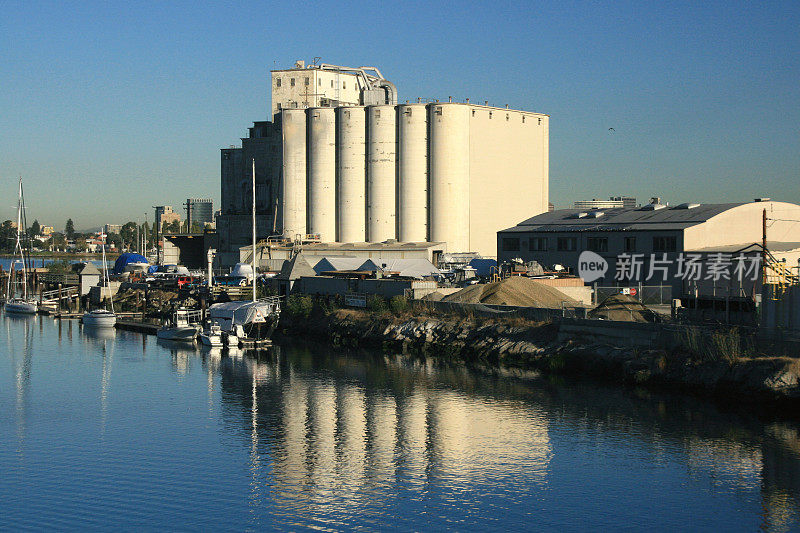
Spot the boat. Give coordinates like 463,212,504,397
4,179,37,315
199,323,224,347
5,296,37,315
208,159,281,347
156,308,202,342
207,298,281,346
223,324,245,348
83,230,117,327
82,308,117,327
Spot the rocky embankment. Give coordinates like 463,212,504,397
280,309,800,401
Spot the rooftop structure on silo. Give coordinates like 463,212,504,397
270,58,397,117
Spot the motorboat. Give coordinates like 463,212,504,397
223,324,245,348
82,308,117,327
207,298,281,346
4,179,38,315
156,308,201,342
199,323,224,347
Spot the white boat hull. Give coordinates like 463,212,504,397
4,300,38,314
82,311,117,327
199,333,223,347
224,334,239,348
157,326,198,342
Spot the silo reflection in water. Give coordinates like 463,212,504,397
7,313,800,531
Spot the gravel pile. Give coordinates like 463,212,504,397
441,276,580,308
588,294,659,322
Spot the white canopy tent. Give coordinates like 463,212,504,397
358,259,441,279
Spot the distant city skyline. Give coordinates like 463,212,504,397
1,0,798,228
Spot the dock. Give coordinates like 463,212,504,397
115,320,159,335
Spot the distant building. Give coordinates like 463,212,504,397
548,202,555,212
574,198,625,210
610,196,637,209
40,225,54,236
104,224,122,235
154,206,181,233
574,196,637,210
186,198,213,227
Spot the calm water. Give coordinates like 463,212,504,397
0,256,111,270
2,313,800,531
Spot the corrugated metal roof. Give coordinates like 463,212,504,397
501,203,745,233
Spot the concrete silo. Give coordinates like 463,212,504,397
336,106,367,242
429,104,470,251
281,109,307,238
397,104,428,242
366,105,396,242
307,107,337,242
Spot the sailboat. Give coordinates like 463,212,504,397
4,179,38,315
82,230,117,327
205,159,280,348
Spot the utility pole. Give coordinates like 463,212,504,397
185,199,192,233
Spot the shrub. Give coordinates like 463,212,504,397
677,326,749,364
285,294,313,319
389,295,409,315
319,296,339,316
367,294,388,314
46,259,73,274
256,283,277,298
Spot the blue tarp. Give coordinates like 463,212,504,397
113,253,148,274
469,258,497,277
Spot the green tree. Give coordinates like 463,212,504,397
65,218,75,239
0,220,15,253
163,220,181,234
47,232,66,251
120,222,137,250
29,219,40,237
106,232,122,251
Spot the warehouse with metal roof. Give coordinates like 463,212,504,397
497,199,800,297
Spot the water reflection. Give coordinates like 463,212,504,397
205,342,800,531
215,345,551,523
5,313,34,449
4,313,800,530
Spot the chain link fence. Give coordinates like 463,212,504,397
594,284,673,305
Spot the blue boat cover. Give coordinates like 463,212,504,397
113,253,148,274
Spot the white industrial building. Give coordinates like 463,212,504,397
216,60,549,268
498,199,800,298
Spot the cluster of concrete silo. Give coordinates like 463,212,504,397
280,103,472,248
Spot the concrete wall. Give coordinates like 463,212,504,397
467,105,548,258
297,276,437,298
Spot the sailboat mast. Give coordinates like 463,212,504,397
16,179,27,299
102,231,114,314
252,158,257,303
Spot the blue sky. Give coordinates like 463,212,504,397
1,0,798,230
